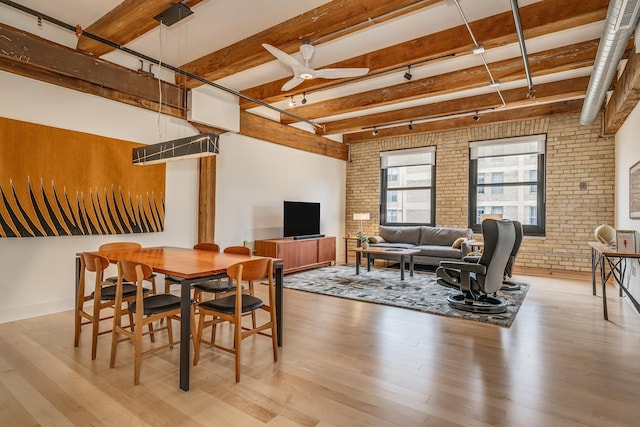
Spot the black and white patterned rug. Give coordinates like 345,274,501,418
284,265,529,327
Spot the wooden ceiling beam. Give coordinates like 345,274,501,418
239,0,608,109
181,0,441,89
0,23,185,113
603,46,640,135
343,99,584,143
76,0,206,57
320,76,590,135
281,39,599,124
240,112,348,161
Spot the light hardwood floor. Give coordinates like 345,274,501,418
1,270,640,426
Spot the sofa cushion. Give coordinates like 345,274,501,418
415,244,464,259
379,226,421,245
419,226,472,246
368,235,385,244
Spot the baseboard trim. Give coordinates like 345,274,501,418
513,266,591,281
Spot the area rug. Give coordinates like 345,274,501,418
284,265,529,327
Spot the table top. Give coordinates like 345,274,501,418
94,246,276,279
354,246,421,256
588,241,640,258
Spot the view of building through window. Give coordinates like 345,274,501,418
381,147,435,225
470,135,546,235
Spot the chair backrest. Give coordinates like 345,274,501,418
193,242,220,252
79,253,110,298
82,252,110,274
477,219,516,293
118,259,153,284
227,258,273,283
504,220,523,278
99,242,142,252
224,246,252,256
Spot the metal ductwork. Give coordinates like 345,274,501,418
580,0,640,125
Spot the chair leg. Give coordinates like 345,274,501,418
193,310,205,366
189,305,197,349
167,315,174,349
109,325,119,369
134,325,143,385
234,319,242,383
90,303,101,360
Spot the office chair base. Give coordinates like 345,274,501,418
500,280,521,291
447,293,508,314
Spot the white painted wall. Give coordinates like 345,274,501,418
0,71,346,323
615,102,640,302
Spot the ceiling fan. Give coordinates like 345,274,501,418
262,42,370,92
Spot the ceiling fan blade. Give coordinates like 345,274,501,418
262,43,302,69
314,68,369,79
281,77,304,91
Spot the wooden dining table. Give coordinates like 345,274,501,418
75,246,284,391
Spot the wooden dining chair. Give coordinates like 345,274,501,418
223,245,256,327
110,259,196,385
99,242,158,294
74,252,142,360
193,258,277,383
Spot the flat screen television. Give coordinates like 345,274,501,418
283,201,320,238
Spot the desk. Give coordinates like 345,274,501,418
589,241,640,320
76,246,283,391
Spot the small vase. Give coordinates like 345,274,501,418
362,241,369,249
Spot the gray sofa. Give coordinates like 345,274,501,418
367,225,474,267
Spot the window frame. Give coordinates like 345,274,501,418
468,135,546,236
380,147,436,226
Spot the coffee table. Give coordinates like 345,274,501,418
354,247,421,280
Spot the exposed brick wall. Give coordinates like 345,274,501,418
346,113,614,272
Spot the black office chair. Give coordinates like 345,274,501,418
436,219,516,314
501,220,523,291
437,220,523,292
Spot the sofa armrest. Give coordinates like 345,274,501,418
460,239,477,255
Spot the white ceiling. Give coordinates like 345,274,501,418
0,0,605,137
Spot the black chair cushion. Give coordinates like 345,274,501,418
130,294,183,315
165,274,182,284
192,279,238,294
92,283,140,301
199,294,264,314
105,273,157,283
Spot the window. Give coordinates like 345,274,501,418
469,134,546,236
381,147,436,226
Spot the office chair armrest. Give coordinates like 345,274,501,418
439,261,487,275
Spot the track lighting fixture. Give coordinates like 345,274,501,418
404,65,413,81
408,121,413,130
372,127,379,136
289,96,296,107
301,92,307,104
472,111,480,122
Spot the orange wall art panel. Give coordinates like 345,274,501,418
0,117,166,237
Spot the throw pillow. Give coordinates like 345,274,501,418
368,236,385,244
452,237,466,249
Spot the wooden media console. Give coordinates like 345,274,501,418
255,236,336,274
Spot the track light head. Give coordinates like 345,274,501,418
472,112,480,122
408,121,413,130
289,96,296,107
301,93,307,104
372,127,379,136
404,65,412,81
